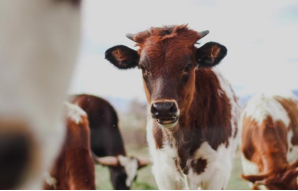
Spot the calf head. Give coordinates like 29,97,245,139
105,25,227,129
93,154,151,189
242,158,298,190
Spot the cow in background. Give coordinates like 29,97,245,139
241,93,298,189
72,94,150,189
104,25,241,189
0,0,81,189
44,103,95,190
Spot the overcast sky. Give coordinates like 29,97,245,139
69,0,298,101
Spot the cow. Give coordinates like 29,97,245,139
44,103,95,190
71,94,150,189
240,93,298,189
0,0,81,189
104,25,241,189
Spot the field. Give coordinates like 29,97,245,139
95,145,250,190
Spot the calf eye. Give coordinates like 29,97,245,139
184,63,192,73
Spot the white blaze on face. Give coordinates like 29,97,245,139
118,155,138,187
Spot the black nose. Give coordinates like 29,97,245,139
0,133,30,189
151,101,178,119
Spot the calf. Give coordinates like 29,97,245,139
72,94,150,189
44,103,95,190
0,0,81,189
104,25,241,189
241,93,298,189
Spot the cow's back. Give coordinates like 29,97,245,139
72,94,126,157
44,103,95,190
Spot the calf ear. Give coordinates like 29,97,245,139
105,45,139,70
196,42,227,68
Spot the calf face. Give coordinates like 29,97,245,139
105,25,227,129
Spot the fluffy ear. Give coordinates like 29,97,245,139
196,42,227,68
105,45,139,70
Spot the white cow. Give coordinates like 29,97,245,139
0,0,81,189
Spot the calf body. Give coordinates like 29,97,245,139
72,94,140,189
44,103,95,190
105,25,240,189
241,93,298,189
146,68,240,189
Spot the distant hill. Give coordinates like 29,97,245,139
293,89,298,97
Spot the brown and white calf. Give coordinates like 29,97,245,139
72,94,150,189
44,103,95,190
0,0,81,189
105,25,240,189
241,93,298,190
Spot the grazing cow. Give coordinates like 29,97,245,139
0,0,81,189
44,103,95,190
72,94,150,189
241,93,298,190
104,25,240,189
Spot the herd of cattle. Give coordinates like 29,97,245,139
0,0,297,190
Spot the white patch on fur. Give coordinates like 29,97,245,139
241,154,259,174
243,94,290,126
146,118,188,189
0,0,81,189
44,172,57,189
188,140,235,189
64,102,86,124
118,155,138,187
287,130,298,163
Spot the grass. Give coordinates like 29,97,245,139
95,146,250,190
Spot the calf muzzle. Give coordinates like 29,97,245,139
151,101,178,125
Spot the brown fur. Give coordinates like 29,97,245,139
134,25,233,175
191,158,207,175
241,98,298,190
44,111,95,190
275,97,298,146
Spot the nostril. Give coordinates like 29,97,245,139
151,104,159,115
0,134,30,189
169,104,177,114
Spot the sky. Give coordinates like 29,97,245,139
69,0,298,101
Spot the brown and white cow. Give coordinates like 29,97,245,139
0,0,81,189
241,93,298,190
72,94,150,189
44,103,95,190
104,25,240,189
